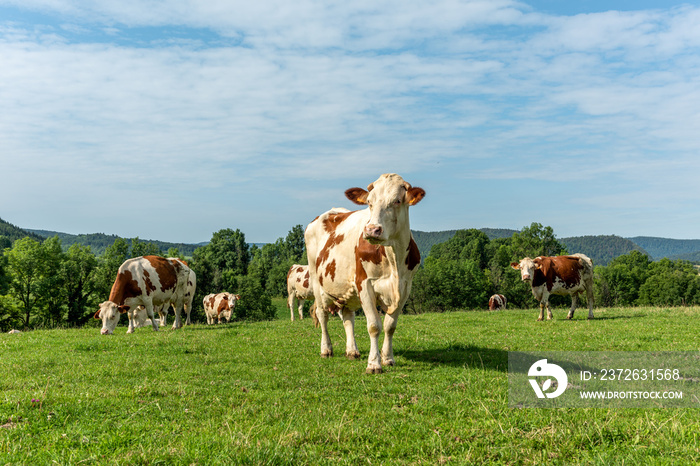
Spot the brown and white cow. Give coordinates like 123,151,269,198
511,253,594,321
203,292,240,324
286,264,319,326
143,261,196,326
95,255,192,334
488,294,507,310
305,173,425,374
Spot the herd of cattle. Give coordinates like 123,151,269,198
94,173,596,373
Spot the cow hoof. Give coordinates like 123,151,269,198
346,351,361,360
126,329,134,334
321,350,333,358
536,318,543,322
382,359,395,367
366,366,383,374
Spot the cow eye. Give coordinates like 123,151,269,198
394,199,401,205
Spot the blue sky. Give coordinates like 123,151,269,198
1,0,700,244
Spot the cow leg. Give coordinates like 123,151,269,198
586,283,595,319
381,311,399,367
317,305,333,358
298,299,305,321
364,306,383,374
184,302,192,326
537,303,545,321
171,300,184,329
126,308,136,334
340,308,360,359
158,305,167,327
546,300,554,320
288,294,296,321
146,304,159,331
568,294,578,320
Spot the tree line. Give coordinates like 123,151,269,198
2,222,700,331
0,226,306,331
406,223,700,313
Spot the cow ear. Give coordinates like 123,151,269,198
406,187,425,206
94,310,101,319
533,259,543,269
345,188,369,205
118,305,130,314
510,262,520,270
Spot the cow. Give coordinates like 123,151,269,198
286,264,319,327
203,292,241,324
94,255,192,334
511,253,594,321
144,262,196,326
488,294,507,310
305,173,425,374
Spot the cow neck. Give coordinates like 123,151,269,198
383,227,412,274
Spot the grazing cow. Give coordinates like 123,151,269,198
203,293,241,324
287,264,319,326
94,255,191,334
147,262,196,326
305,173,425,374
488,294,507,310
511,253,594,321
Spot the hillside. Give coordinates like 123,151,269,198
561,235,648,266
0,217,45,243
628,236,700,260
28,229,201,257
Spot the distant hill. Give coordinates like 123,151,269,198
28,229,202,257
627,237,700,261
561,235,648,266
0,217,45,243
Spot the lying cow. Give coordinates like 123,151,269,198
286,264,319,327
488,294,507,310
305,173,424,373
203,292,240,324
95,255,192,334
511,253,594,321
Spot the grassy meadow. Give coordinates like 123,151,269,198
2,304,700,464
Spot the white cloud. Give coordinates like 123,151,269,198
1,0,700,240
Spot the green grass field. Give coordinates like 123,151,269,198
2,305,700,464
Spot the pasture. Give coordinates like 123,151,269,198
2,306,700,464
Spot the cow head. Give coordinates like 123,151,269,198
511,257,539,281
345,173,425,244
94,301,128,335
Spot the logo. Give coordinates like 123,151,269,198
528,359,568,398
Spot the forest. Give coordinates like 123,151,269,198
1,219,700,332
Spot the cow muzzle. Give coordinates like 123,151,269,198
363,224,384,242
101,328,113,335
522,274,531,281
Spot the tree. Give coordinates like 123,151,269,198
35,236,66,327
63,243,99,326
5,237,46,327
511,222,567,259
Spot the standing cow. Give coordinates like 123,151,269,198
203,293,240,324
286,264,319,327
511,253,594,321
95,255,192,334
488,294,507,310
305,173,425,374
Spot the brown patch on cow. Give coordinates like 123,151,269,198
108,270,142,305
534,256,582,291
145,256,177,292
207,296,217,309
355,236,386,293
142,270,157,296
322,211,353,234
303,271,310,289
318,233,345,267
406,237,421,271
324,259,337,281
216,296,229,316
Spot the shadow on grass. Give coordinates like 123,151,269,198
400,343,509,372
